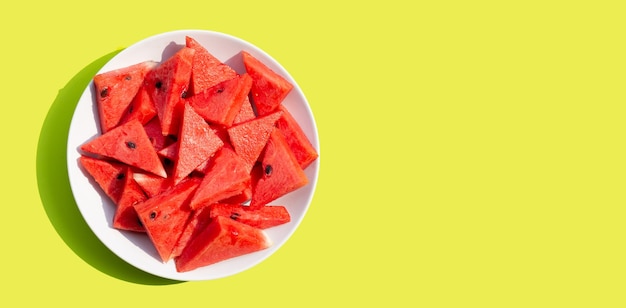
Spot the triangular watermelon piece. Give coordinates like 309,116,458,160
242,51,293,116
187,73,253,127
118,83,157,127
250,128,308,208
227,110,283,172
175,216,271,272
143,117,169,151
78,155,127,204
133,177,202,262
94,61,157,133
232,96,256,125
275,105,319,169
113,168,148,232
172,103,224,184
80,119,167,178
144,47,195,136
170,205,213,259
185,36,238,95
208,203,291,229
189,147,251,210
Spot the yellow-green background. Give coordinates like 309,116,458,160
2,0,625,306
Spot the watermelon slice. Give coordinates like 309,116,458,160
208,203,291,229
189,147,251,210
118,84,157,127
144,47,195,136
242,51,293,116
185,36,238,95
175,216,271,272
275,106,319,169
113,168,148,232
80,119,167,178
187,73,253,127
133,177,202,262
250,128,308,208
228,110,283,172
94,61,157,133
143,117,169,151
78,155,127,204
233,96,256,125
171,103,224,184
170,205,213,259
133,172,174,198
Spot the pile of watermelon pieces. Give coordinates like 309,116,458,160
77,36,318,273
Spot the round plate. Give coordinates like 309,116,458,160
66,30,320,281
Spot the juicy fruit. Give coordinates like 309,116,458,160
79,35,318,273
175,216,272,273
94,61,157,133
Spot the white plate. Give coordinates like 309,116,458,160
66,30,320,281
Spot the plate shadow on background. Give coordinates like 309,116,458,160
36,50,182,285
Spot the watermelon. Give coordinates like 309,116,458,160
250,128,308,208
133,177,202,262
175,216,271,272
185,36,238,95
93,61,157,133
227,110,283,172
78,155,127,204
170,205,213,259
188,146,251,210
233,96,256,125
118,83,157,127
187,73,253,127
80,119,167,178
275,105,319,169
143,117,169,151
242,51,293,116
133,171,174,198
144,46,195,136
172,102,224,184
113,168,148,232
208,203,291,229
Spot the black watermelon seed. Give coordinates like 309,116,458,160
124,75,132,81
100,87,109,98
264,165,273,176
126,141,136,149
216,88,224,93
149,212,156,220
163,157,173,166
155,80,162,89
116,173,125,180
230,212,241,220
181,90,188,98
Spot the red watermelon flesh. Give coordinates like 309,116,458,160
250,128,308,209
118,84,157,127
219,186,252,204
144,47,195,136
208,203,291,229
185,36,238,95
133,177,202,262
80,119,167,178
233,96,256,125
133,172,174,198
187,73,253,127
275,105,318,169
94,61,157,133
170,205,213,259
227,110,283,172
143,117,169,151
242,51,293,116
172,103,224,184
113,168,148,232
189,147,251,210
175,216,271,272
78,155,127,204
